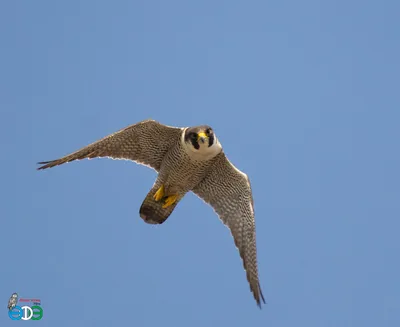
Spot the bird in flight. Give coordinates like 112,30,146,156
38,119,265,307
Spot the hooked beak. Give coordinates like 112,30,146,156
197,131,208,144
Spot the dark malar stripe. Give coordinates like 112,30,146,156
192,139,200,149
208,134,214,147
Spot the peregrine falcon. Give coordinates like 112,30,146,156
37,119,265,307
7,293,18,311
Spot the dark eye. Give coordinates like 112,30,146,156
206,128,212,134
191,133,197,140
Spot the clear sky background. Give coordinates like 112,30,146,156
1,1,399,326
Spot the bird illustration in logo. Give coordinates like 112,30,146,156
7,293,18,311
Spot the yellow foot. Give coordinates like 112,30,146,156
162,194,178,208
153,185,165,202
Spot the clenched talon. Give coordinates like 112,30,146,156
162,194,178,208
153,185,165,202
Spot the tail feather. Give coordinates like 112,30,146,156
139,187,183,224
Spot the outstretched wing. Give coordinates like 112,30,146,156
192,152,265,308
37,119,182,171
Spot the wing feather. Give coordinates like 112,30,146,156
37,119,182,171
192,152,265,307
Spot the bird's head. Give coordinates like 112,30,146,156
182,125,222,160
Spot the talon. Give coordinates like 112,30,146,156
153,185,165,202
162,194,178,208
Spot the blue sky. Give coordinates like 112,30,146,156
1,0,399,326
